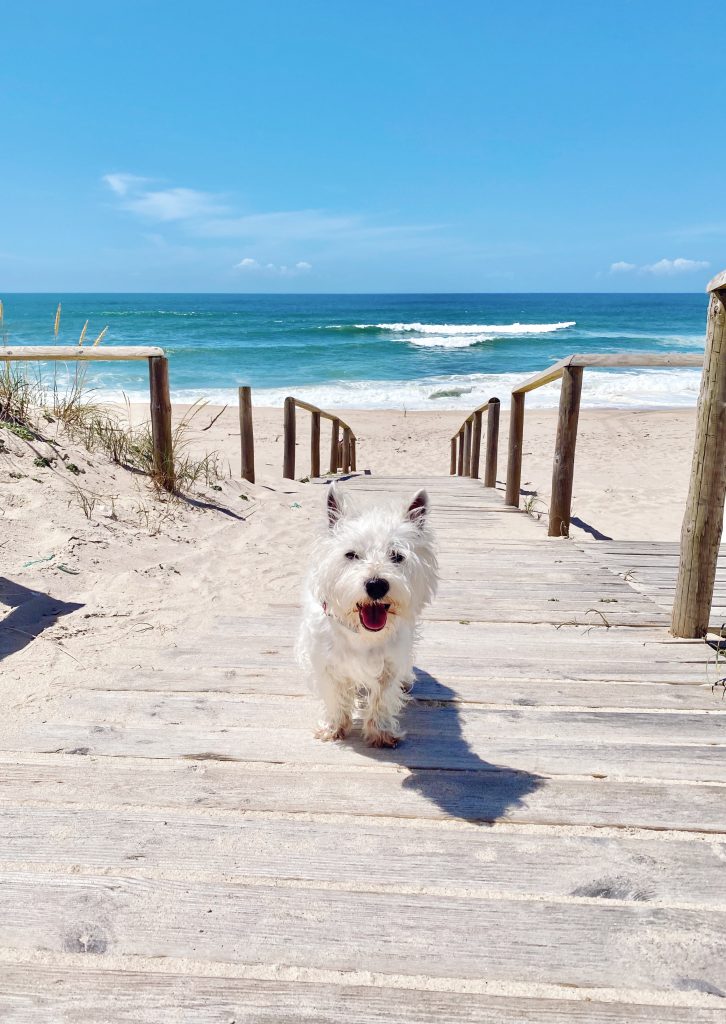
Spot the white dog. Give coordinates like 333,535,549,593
297,483,438,747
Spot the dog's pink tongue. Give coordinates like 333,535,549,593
359,603,388,631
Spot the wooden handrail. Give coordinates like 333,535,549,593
450,398,500,485
0,345,164,361
0,345,174,491
513,351,703,395
283,396,357,479
505,351,705,537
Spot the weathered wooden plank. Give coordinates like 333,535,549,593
82,672,723,709
0,871,724,992
1,755,724,831
32,691,726,746
4,716,726,781
0,345,163,361
3,965,724,1024
1,806,724,904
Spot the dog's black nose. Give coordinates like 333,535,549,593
365,577,390,600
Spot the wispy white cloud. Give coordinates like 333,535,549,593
126,187,228,222
102,173,439,249
667,223,726,239
234,257,313,276
104,174,227,221
642,257,710,276
608,257,710,277
103,173,152,198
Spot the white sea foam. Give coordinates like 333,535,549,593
355,320,577,335
102,368,702,412
406,334,496,349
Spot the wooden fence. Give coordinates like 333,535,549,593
282,397,357,480
450,398,500,484
505,352,704,537
0,345,174,491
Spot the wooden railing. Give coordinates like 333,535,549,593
450,397,500,485
283,397,357,480
0,345,174,491
505,352,704,538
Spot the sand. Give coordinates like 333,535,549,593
1,401,697,695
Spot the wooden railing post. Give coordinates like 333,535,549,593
470,410,483,478
350,436,357,472
283,396,296,479
505,392,525,506
456,429,464,475
329,417,340,473
311,410,321,477
672,272,726,637
449,437,457,475
548,366,583,537
484,398,500,487
148,355,174,492
238,386,255,483
342,427,352,472
463,419,472,477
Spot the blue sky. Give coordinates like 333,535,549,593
1,1,723,292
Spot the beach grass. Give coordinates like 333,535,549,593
0,361,221,496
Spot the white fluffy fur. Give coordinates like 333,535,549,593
296,484,438,747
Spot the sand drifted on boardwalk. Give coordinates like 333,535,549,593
1,402,696,699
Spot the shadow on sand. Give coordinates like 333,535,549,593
354,667,544,824
0,577,83,662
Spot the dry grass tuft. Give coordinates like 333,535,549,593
2,362,221,500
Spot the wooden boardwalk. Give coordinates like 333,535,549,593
2,475,726,1022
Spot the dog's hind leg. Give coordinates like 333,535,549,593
313,671,354,742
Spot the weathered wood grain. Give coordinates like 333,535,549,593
0,871,724,992
3,965,724,1024
673,286,726,636
1,805,724,904
549,364,583,537
1,755,724,831
238,385,255,483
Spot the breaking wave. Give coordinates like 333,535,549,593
100,367,702,412
354,320,577,335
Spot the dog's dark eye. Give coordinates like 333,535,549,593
390,551,405,564
345,551,359,560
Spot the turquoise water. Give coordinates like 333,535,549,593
0,293,706,409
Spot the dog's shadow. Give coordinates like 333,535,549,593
352,668,544,824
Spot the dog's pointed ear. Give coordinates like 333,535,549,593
327,483,345,528
405,489,428,528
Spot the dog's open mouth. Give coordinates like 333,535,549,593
358,602,391,632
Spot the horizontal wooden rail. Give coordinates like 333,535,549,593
450,398,500,485
283,397,357,480
506,351,705,539
0,345,164,361
513,351,704,396
0,344,174,491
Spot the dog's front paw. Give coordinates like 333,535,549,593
314,720,351,742
364,728,401,748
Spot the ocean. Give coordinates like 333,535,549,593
0,293,707,410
